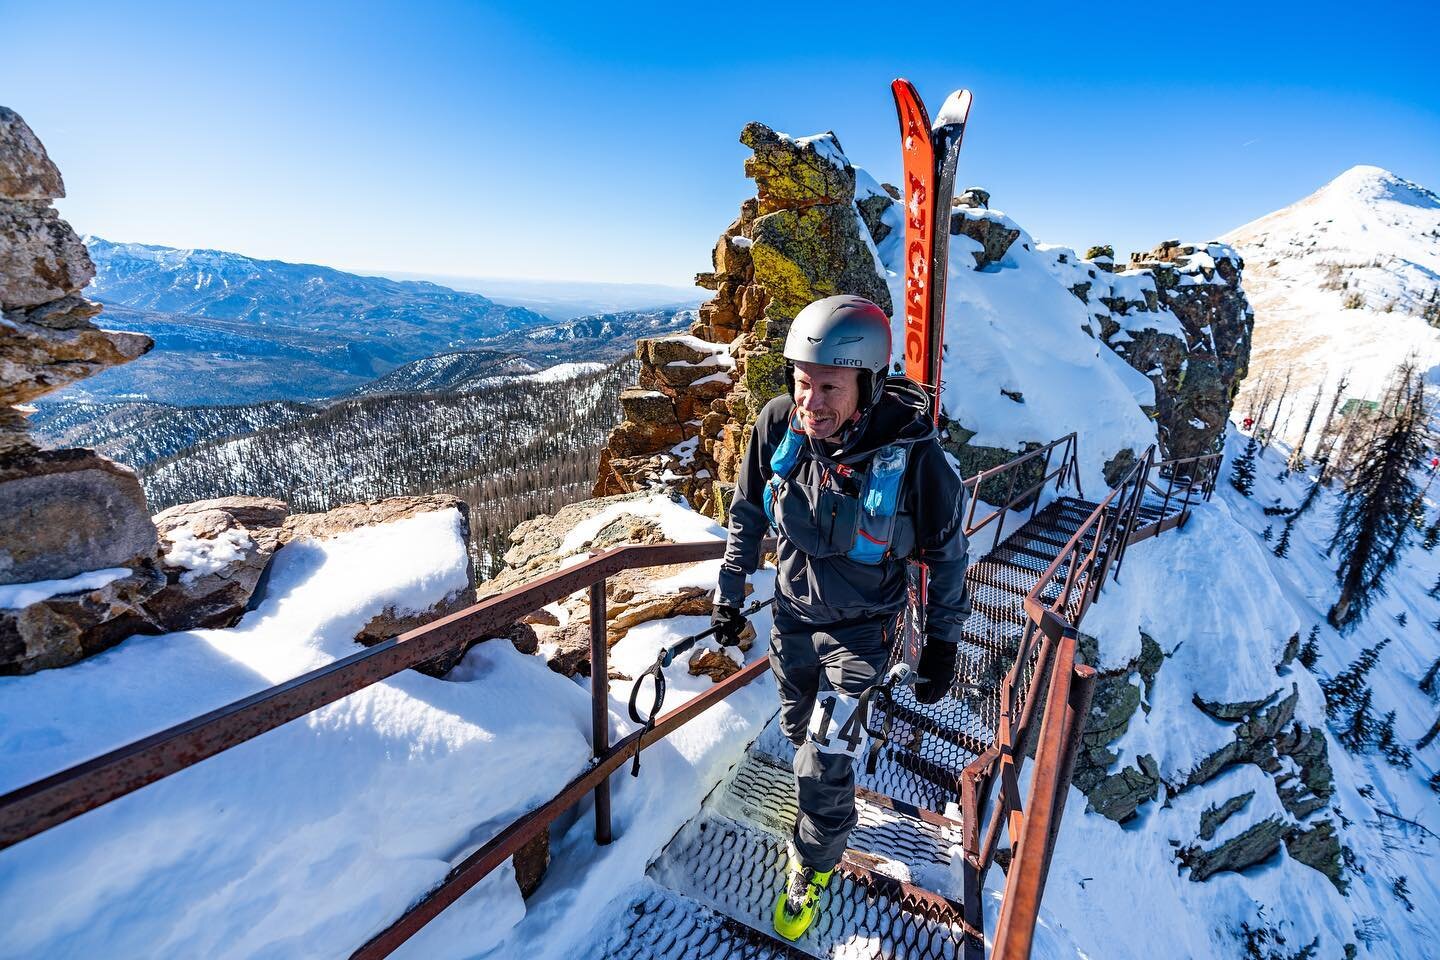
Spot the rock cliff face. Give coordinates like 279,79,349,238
594,123,891,517
1047,239,1253,462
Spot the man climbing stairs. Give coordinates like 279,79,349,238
583,485,1155,960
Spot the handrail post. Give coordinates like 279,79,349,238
995,467,1018,552
1032,446,1054,520
589,580,612,845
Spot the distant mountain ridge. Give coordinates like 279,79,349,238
56,238,693,406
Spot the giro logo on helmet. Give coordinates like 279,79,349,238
832,357,862,367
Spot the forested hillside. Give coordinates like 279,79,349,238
141,361,635,579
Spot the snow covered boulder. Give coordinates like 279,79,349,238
280,494,479,676
145,496,288,632
0,564,165,674
950,206,1021,269
482,492,733,678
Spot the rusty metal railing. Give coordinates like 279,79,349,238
966,445,1154,956
993,624,1095,960
0,538,784,960
962,432,1081,549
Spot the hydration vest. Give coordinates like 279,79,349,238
762,410,910,565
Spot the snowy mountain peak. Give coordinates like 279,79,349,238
1223,164,1440,436
1313,164,1440,210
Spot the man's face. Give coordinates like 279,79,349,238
792,361,861,441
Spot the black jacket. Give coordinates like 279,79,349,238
716,380,971,646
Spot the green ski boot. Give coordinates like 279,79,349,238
773,853,833,941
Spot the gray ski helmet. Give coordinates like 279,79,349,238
783,295,892,405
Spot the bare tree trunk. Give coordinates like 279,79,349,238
1419,712,1440,751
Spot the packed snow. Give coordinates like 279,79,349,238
1024,427,1440,959
161,526,254,585
0,500,784,959
870,202,1158,495
0,566,131,609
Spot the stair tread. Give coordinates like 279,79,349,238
720,751,965,870
646,811,969,958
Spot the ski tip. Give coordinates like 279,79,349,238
934,89,973,129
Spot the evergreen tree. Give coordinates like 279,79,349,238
1273,524,1292,558
1430,574,1440,599
1338,688,1378,752
1376,711,1412,767
1297,626,1321,669
1322,639,1390,720
1288,384,1325,473
1261,371,1291,453
1420,656,1440,696
1429,771,1440,795
1312,372,1351,485
1327,366,1427,631
1231,436,1258,497
1262,524,1274,541
1425,518,1440,551
1394,611,1408,627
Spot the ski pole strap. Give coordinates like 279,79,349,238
863,663,915,775
627,648,668,777
624,596,777,777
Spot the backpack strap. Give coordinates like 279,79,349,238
763,409,807,525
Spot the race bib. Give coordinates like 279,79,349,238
806,690,871,759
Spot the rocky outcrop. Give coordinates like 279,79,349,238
1050,238,1253,461
0,565,166,674
1179,815,1289,882
594,123,891,517
0,447,159,584
146,497,288,632
475,492,747,679
0,108,163,673
0,107,152,458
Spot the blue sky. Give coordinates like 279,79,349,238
2,0,1437,287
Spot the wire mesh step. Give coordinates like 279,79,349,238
715,751,964,878
646,811,969,960
590,880,813,960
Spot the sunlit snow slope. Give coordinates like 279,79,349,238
1224,165,1440,442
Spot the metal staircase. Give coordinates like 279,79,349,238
583,464,1141,959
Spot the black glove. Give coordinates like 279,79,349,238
914,640,958,705
711,603,746,647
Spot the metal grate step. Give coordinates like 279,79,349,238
592,880,813,959
717,751,963,878
646,811,969,959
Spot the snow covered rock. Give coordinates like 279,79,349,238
480,492,732,677
281,495,479,675
1039,238,1253,462
0,564,165,674
145,496,288,632
950,205,1021,269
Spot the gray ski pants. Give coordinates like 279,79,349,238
768,606,895,872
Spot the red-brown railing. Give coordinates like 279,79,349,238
961,445,1156,957
962,432,1081,550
